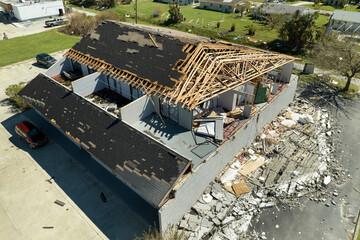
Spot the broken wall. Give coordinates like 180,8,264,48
179,106,193,130
45,57,73,78
72,72,107,97
121,95,158,124
158,76,298,234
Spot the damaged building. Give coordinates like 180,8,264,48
18,20,298,234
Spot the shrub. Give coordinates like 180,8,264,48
230,23,235,32
60,11,124,37
59,13,96,36
248,24,256,36
94,9,124,24
5,83,30,111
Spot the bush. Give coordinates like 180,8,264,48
230,23,235,32
60,11,124,37
248,25,256,36
94,9,124,24
168,3,183,24
5,83,30,111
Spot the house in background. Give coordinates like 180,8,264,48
19,20,298,234
199,0,242,13
253,3,316,17
0,0,64,21
328,10,360,34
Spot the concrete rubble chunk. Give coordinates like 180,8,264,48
192,202,211,215
222,226,237,239
259,202,275,209
187,222,198,232
323,176,331,186
215,202,222,212
222,216,235,225
202,218,213,228
188,214,201,225
211,191,224,200
179,220,188,229
202,193,213,203
212,217,221,226
197,226,211,239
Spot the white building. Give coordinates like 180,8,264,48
329,10,360,34
0,0,64,21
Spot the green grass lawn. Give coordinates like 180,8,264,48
68,4,100,13
113,1,281,42
316,14,330,27
0,29,80,67
302,3,360,12
67,0,329,53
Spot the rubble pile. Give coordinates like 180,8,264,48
177,98,349,239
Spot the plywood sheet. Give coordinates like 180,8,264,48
238,160,265,175
232,181,250,196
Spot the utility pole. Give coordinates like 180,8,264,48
135,0,138,24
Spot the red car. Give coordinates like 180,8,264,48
15,121,47,148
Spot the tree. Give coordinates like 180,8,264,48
236,0,252,18
264,13,285,30
168,2,183,24
5,83,30,111
99,0,115,8
311,36,360,92
279,11,322,51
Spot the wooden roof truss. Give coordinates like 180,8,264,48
167,43,296,109
64,44,295,110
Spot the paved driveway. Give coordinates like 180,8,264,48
0,56,156,240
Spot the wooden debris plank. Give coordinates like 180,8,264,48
232,181,250,196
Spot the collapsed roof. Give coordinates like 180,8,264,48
64,21,296,110
18,73,191,207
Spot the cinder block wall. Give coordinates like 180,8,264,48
158,77,298,233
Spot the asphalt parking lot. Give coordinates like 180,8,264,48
0,13,63,40
0,56,156,240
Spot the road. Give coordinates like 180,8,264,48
249,81,360,240
0,55,156,240
294,62,360,89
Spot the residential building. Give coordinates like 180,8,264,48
328,10,360,33
199,0,242,13
254,3,316,17
19,21,298,234
0,0,64,21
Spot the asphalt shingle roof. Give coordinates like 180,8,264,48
18,73,191,207
72,21,189,89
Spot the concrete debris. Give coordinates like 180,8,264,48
323,176,331,186
176,98,348,239
203,194,213,203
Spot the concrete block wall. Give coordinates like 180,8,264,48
121,95,157,124
72,72,107,97
81,64,89,76
45,57,73,78
158,77,298,233
178,105,192,130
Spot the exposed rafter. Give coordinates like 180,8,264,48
169,43,296,109
64,43,296,110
